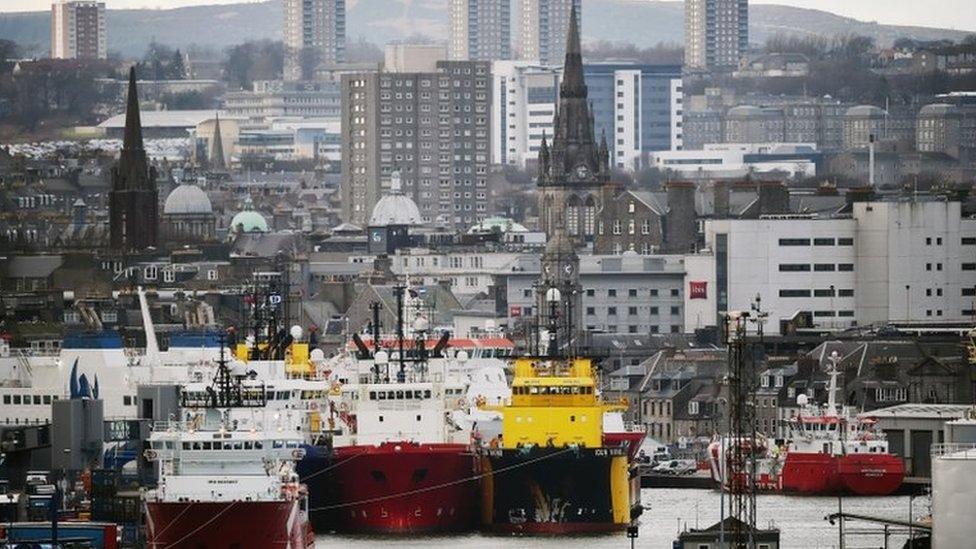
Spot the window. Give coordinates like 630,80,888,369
875,387,906,402
628,306,638,316
814,288,835,297
207,270,218,281
838,238,854,246
586,289,595,297
608,307,617,316
628,289,638,297
838,289,854,297
650,307,659,315
670,306,680,315
608,289,617,297
779,290,810,297
650,289,659,297
779,264,810,272
963,263,976,271
962,237,976,246
688,401,699,415
671,289,679,297
814,263,836,272
838,263,854,272
778,238,810,246
586,307,596,316
813,238,835,246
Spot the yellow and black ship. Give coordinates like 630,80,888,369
477,355,642,534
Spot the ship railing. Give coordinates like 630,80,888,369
932,443,976,459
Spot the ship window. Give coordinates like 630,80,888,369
33,395,41,405
286,441,297,448
396,391,404,399
425,390,431,398
12,395,20,404
234,442,243,450
570,415,576,422
2,396,8,404
277,391,289,400
255,441,263,450
165,441,174,449
273,440,284,449
192,442,202,450
530,387,539,394
202,442,212,450
377,391,385,400
416,415,422,421
369,391,376,400
182,443,191,450
415,391,423,399
379,416,384,422
387,391,395,400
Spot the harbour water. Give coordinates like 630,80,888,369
319,488,923,548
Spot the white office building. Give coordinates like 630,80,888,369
491,61,561,168
704,198,976,331
649,143,819,181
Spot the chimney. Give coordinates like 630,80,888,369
757,181,789,215
713,181,730,218
665,181,697,253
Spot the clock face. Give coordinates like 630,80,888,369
575,164,590,179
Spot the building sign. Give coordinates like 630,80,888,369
509,305,522,318
689,281,708,300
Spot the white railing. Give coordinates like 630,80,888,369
932,443,976,459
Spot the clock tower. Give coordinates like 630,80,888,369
537,6,610,244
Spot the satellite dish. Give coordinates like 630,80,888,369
290,325,303,340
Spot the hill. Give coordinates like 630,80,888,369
0,0,970,58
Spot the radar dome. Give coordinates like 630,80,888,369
290,325,303,340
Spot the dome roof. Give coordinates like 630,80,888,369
369,171,422,226
230,210,269,233
164,183,212,215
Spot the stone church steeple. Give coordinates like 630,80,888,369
537,6,611,245
539,6,609,189
109,67,159,251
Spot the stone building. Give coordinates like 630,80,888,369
161,182,216,244
109,68,158,252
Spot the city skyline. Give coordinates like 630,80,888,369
2,0,975,33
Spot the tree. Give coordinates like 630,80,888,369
345,37,383,63
222,40,284,90
168,49,186,80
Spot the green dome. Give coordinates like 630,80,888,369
230,210,269,233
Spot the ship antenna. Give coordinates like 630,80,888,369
827,350,840,416
395,282,406,381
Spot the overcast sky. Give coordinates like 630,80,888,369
3,0,975,32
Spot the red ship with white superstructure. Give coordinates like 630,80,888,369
311,284,512,534
143,348,315,548
709,351,905,496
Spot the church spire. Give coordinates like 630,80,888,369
122,66,143,153
210,112,226,171
110,65,159,251
560,5,585,99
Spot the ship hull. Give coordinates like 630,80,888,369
479,446,633,534
710,446,905,496
309,442,477,534
835,453,905,495
144,500,313,549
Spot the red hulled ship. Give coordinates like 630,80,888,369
143,348,314,548
708,351,905,496
311,285,505,533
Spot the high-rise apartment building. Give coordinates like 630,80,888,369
684,0,748,72
449,0,511,61
341,61,492,229
516,0,581,66
51,0,106,60
283,0,346,81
